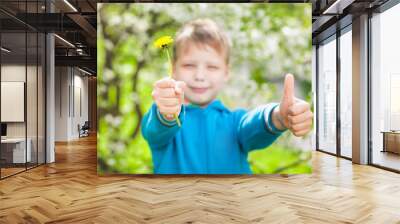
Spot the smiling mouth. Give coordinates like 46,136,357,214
190,87,209,94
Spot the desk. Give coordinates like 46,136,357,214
1,138,31,163
381,131,400,155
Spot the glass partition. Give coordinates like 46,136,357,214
0,0,46,179
1,30,28,177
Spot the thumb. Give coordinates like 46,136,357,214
174,81,186,95
281,73,295,110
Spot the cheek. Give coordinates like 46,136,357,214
174,69,191,81
209,73,227,87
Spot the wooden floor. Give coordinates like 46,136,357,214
1,136,400,223
1,167,26,178
373,150,400,171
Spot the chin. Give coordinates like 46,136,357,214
187,95,214,107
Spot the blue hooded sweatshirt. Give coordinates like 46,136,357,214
141,99,285,174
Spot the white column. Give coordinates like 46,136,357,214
352,14,369,164
45,1,55,163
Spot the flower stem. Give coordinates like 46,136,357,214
164,47,181,127
164,48,172,76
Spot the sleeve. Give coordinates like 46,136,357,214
141,103,185,148
236,103,286,153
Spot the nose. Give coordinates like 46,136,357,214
194,66,205,82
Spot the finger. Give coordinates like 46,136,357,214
175,81,186,104
164,114,175,120
291,120,312,132
158,97,180,107
157,88,177,98
288,101,310,116
293,129,310,137
159,105,180,115
155,77,176,88
282,74,295,106
175,81,186,95
288,111,313,125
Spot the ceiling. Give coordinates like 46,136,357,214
0,0,97,75
1,0,397,75
312,0,390,44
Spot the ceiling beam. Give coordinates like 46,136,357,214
55,55,96,71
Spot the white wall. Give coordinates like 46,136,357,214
55,67,89,141
1,65,26,142
1,65,34,138
72,72,89,138
1,63,46,164
55,66,69,141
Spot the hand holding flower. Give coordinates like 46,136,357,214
152,78,186,122
153,35,182,126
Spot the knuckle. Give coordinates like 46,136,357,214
290,118,298,126
289,107,295,115
163,108,172,114
166,89,175,97
170,99,179,106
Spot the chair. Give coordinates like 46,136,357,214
78,121,90,138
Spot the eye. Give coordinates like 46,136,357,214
207,65,219,70
183,63,195,68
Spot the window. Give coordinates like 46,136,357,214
370,3,400,171
339,27,352,158
317,35,337,154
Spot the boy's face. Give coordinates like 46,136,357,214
173,42,229,107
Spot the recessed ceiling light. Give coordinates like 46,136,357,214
63,0,78,12
78,67,92,76
322,0,354,15
1,47,11,53
54,34,75,48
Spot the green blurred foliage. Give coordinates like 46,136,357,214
98,3,312,174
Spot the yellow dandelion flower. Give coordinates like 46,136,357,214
154,36,174,49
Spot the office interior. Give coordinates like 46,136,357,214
312,0,400,173
0,0,97,179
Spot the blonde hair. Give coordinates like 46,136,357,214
173,18,231,64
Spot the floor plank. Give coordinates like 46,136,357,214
0,135,400,223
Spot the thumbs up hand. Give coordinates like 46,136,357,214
272,74,313,137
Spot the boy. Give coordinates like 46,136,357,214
141,19,313,174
